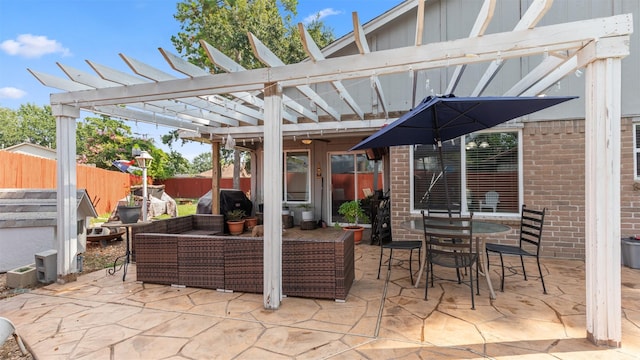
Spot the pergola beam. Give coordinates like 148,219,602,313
248,32,340,121
471,0,553,96
353,11,388,118
49,14,632,112
299,23,364,120
200,40,310,122
160,48,297,124
445,0,496,95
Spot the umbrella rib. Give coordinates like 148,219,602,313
436,102,485,139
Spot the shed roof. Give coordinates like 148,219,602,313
2,143,57,159
0,189,98,228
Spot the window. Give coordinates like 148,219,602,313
412,130,521,214
635,124,640,180
283,150,310,203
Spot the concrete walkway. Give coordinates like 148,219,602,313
1,244,639,359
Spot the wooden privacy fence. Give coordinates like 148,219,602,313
158,177,251,199
0,151,130,215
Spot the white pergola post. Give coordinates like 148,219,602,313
263,82,283,309
584,56,622,347
52,104,79,279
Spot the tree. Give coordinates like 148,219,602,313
76,116,181,180
0,104,56,148
76,116,141,169
166,150,193,175
171,1,334,171
172,0,336,71
192,151,213,174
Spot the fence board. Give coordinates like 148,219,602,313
0,151,130,215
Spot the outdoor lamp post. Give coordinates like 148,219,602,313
135,150,153,222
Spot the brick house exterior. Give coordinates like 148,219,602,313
391,116,638,260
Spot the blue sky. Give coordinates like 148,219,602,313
0,0,402,160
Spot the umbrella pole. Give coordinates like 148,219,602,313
436,140,453,217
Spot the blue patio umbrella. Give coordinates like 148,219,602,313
350,94,577,211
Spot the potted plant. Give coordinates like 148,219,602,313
337,200,370,244
244,213,258,231
300,203,314,222
117,191,141,224
226,209,246,235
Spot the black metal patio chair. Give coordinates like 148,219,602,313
376,197,422,283
485,205,547,293
422,211,479,309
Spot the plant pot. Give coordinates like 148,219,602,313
227,220,245,235
6,264,37,288
343,226,365,244
244,217,258,231
117,205,141,224
302,210,314,222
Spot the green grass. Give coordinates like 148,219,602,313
90,200,198,223
177,202,197,216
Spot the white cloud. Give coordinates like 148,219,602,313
0,87,27,99
0,34,71,58
303,8,342,24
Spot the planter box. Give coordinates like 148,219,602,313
6,264,37,288
622,237,640,269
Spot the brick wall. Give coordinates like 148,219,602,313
389,117,637,260
523,119,586,259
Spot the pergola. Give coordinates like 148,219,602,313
29,0,632,346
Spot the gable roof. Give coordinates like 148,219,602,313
0,189,98,228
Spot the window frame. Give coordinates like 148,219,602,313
634,123,640,181
410,128,523,218
283,149,311,204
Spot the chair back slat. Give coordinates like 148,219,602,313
375,197,392,247
427,207,461,218
519,205,546,252
421,211,475,253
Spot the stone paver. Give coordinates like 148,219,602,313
1,244,638,359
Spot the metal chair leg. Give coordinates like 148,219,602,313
536,257,547,294
520,255,528,281
377,247,384,279
408,249,414,284
469,264,475,310
499,253,505,292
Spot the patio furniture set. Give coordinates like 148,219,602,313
130,214,355,301
379,202,547,308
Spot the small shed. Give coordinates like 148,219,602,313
0,189,97,272
3,143,57,160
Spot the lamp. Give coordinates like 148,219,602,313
466,141,477,150
135,150,153,222
479,141,490,148
302,139,313,145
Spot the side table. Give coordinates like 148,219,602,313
102,221,150,281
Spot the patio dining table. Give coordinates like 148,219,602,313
401,218,511,299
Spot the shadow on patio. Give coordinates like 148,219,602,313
1,243,639,359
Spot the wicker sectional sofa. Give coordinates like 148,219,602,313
132,215,355,301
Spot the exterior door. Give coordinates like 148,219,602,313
329,152,383,226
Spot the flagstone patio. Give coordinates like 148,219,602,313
1,243,639,359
